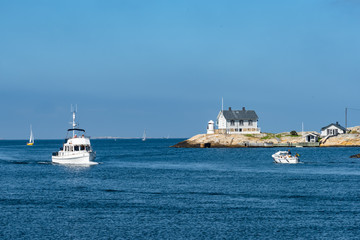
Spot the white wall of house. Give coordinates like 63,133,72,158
320,125,345,137
216,111,260,134
217,112,227,129
226,120,258,129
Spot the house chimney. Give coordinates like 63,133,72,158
229,107,232,111
336,121,339,125
242,107,245,111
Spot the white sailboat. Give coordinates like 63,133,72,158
142,129,146,141
27,125,34,146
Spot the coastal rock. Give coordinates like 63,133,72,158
171,128,360,148
171,132,302,148
319,134,360,147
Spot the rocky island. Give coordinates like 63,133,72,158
172,127,360,148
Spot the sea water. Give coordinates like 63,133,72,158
1,139,360,239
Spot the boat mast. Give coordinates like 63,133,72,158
71,104,77,138
302,122,304,136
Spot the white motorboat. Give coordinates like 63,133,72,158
52,107,96,165
272,151,299,164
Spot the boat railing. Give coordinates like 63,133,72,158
64,135,91,141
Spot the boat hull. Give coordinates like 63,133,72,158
272,155,299,164
273,158,299,164
27,142,34,146
52,152,96,165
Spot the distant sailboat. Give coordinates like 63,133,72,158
27,125,34,146
142,129,146,141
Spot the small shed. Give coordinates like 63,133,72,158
320,122,346,137
304,132,319,143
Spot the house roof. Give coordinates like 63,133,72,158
221,109,258,121
321,122,347,131
304,132,320,137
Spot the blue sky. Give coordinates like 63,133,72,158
1,0,360,139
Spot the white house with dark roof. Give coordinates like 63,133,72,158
304,132,320,143
216,107,260,134
320,122,347,137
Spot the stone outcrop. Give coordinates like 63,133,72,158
172,132,306,148
320,134,360,147
172,129,360,148
173,134,270,148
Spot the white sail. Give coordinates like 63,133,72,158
27,124,34,145
29,125,34,143
142,129,146,141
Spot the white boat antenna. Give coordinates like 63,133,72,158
71,104,78,113
70,104,78,137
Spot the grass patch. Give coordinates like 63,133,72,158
261,135,272,140
261,133,283,139
261,133,274,140
245,134,255,137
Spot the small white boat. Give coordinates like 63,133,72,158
27,125,34,146
272,151,299,164
52,107,96,165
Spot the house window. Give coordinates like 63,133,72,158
248,120,253,126
327,129,339,135
230,120,235,126
239,120,244,126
